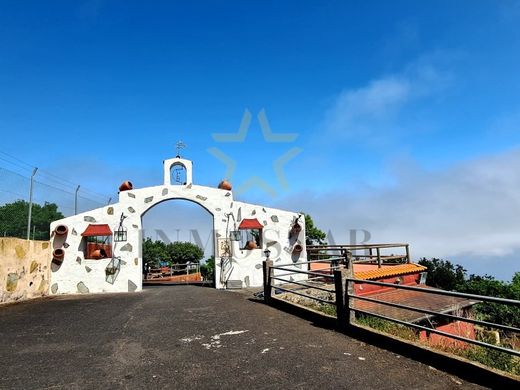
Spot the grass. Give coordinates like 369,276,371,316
355,314,519,376
356,315,417,341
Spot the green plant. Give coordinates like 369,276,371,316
356,315,418,341
200,256,215,282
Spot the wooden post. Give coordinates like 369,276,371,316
263,260,273,303
377,247,381,268
405,245,411,263
334,269,346,332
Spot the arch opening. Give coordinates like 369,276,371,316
170,163,187,185
141,198,215,286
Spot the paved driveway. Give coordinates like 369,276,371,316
0,286,485,389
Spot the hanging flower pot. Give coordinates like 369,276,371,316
53,248,65,262
218,180,232,191
119,181,133,192
54,225,68,236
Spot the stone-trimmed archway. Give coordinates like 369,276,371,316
49,156,307,295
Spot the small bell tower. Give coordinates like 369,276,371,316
163,141,193,186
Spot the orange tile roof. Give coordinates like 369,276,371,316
354,263,427,280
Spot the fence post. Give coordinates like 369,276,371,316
26,167,38,240
405,244,410,263
344,256,356,327
376,247,381,268
334,269,346,332
263,259,273,303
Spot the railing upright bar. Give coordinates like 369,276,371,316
345,254,355,326
334,269,347,331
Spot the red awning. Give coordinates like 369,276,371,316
81,224,113,237
238,218,263,229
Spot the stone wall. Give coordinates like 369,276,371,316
0,237,51,304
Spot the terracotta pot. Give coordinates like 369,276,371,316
53,248,65,262
218,180,232,191
54,224,68,236
90,249,107,259
292,244,303,253
245,240,258,250
119,181,133,192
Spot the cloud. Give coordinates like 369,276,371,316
322,54,451,143
276,148,520,281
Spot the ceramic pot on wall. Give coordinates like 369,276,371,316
218,180,232,191
292,243,303,253
53,248,65,262
90,249,107,259
292,222,302,233
245,240,257,250
54,225,68,236
119,181,133,192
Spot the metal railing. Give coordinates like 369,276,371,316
345,277,520,357
263,258,347,327
145,262,201,280
262,254,520,360
307,243,411,268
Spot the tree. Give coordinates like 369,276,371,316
457,273,520,328
142,237,168,268
200,256,215,282
417,258,466,290
418,258,520,328
166,241,204,264
142,238,204,267
303,213,326,245
0,200,63,240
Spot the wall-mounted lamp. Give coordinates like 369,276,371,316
264,248,271,259
114,213,127,242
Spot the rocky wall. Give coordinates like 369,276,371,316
0,237,51,304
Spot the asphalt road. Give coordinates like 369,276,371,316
0,286,486,389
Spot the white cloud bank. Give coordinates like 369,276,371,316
322,54,451,143
277,148,520,280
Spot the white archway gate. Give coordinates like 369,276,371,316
49,155,307,295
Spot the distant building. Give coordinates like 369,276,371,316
311,261,477,348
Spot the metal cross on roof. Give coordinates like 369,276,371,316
176,141,186,158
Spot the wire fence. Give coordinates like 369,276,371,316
0,152,116,234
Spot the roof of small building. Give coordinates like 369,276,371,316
81,224,113,237
353,286,478,323
238,218,263,229
354,263,427,280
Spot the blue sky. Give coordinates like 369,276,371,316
1,1,520,279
